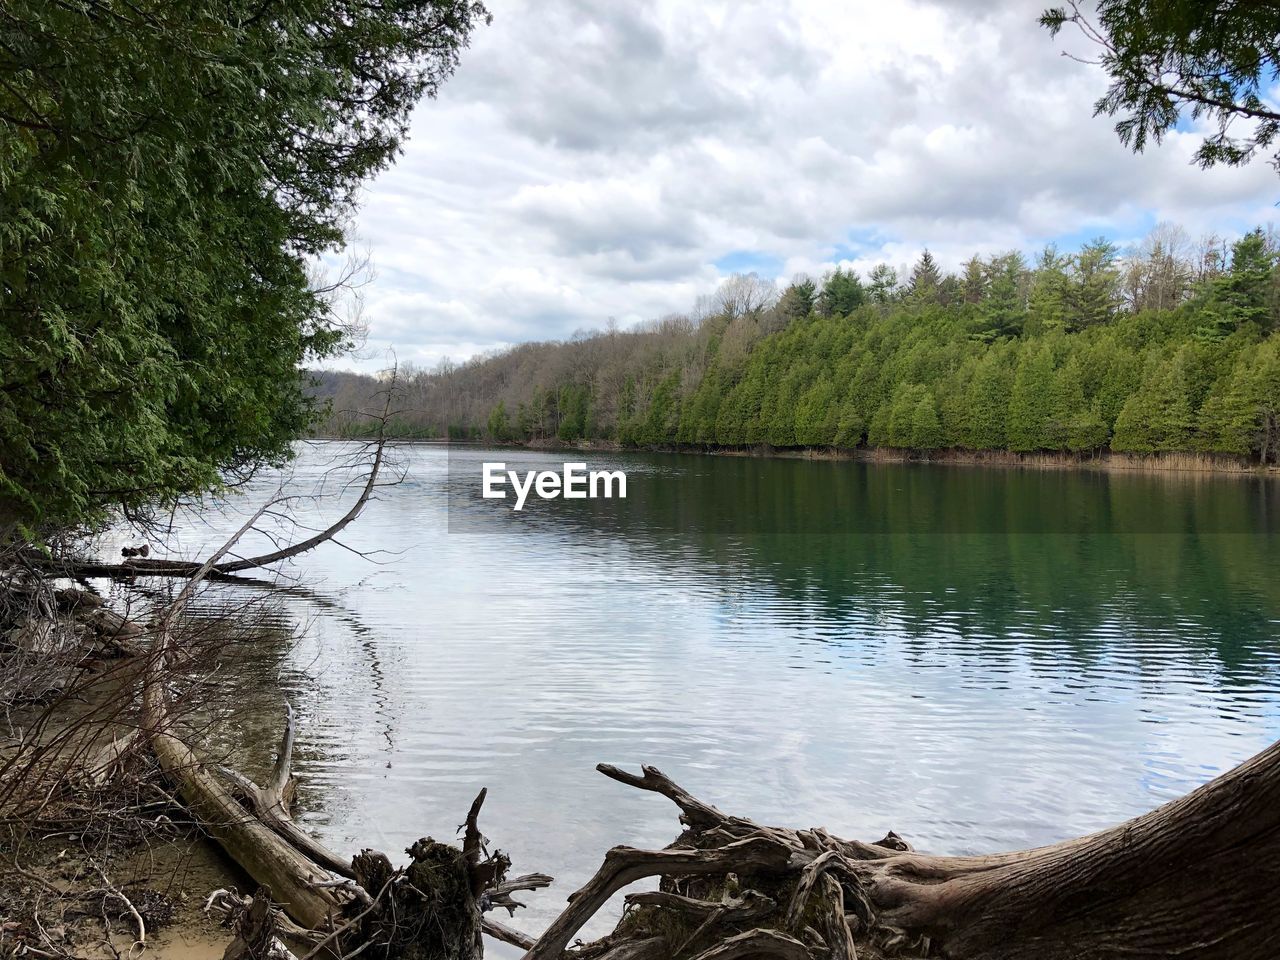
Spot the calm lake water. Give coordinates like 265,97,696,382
103,442,1280,949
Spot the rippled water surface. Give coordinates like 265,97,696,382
106,443,1280,947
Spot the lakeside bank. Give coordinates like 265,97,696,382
322,434,1280,478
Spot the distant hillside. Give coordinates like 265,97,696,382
310,226,1280,464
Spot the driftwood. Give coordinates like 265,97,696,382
29,415,390,584
110,426,543,959
491,749,1280,960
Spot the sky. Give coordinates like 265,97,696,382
331,0,1280,371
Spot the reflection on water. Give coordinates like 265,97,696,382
105,443,1280,947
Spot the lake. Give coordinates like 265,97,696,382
104,442,1280,952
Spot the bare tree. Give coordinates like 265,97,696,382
713,272,779,321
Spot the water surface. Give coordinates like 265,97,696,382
105,443,1280,948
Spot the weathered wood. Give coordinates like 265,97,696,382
590,938,670,960
144,682,350,929
213,707,357,880
815,874,857,960
623,889,776,925
481,917,536,950
522,750,1280,960
139,500,356,931
687,929,810,960
220,887,300,960
522,838,793,960
28,432,388,582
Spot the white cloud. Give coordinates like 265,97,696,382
333,0,1280,371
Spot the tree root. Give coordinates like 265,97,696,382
504,747,1280,960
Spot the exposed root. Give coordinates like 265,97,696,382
510,745,1280,960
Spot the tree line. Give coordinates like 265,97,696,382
316,223,1280,465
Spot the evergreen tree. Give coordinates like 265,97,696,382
818,268,866,316
515,402,535,441
882,384,929,447
977,253,1027,340
0,0,489,537
487,401,511,442
1201,340,1280,460
1069,239,1122,329
794,378,838,446
1028,245,1071,333
1111,352,1194,452
910,392,944,449
1008,346,1056,450
961,256,987,304
868,264,899,304
833,401,865,448
1054,357,1107,452
1112,390,1160,452
907,250,943,304
779,277,818,323
1200,229,1277,338
868,401,893,447
328,225,1280,468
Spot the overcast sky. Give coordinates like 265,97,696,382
333,0,1280,371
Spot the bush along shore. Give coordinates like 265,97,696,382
315,228,1280,469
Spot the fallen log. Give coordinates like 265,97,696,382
515,748,1280,960
131,482,543,959
28,426,388,583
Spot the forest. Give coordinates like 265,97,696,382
317,225,1280,465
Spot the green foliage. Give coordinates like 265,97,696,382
779,278,818,322
1008,346,1056,451
964,350,1013,449
909,392,944,449
1043,1,1280,170
613,274,1280,462
557,384,591,442
487,401,512,442
818,268,865,316
907,250,943,305
977,252,1027,340
1198,230,1278,339
795,377,838,446
318,230,1280,467
0,0,488,538
867,264,899,305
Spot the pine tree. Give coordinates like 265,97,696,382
779,277,818,323
1069,238,1122,329
1028,245,1071,333
907,250,943,304
977,252,1027,340
868,264,899,304
962,256,987,304
1200,229,1277,338
818,268,866,316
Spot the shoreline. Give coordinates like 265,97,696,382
315,435,1280,478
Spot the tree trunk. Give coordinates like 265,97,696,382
517,743,1280,960
864,737,1279,959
